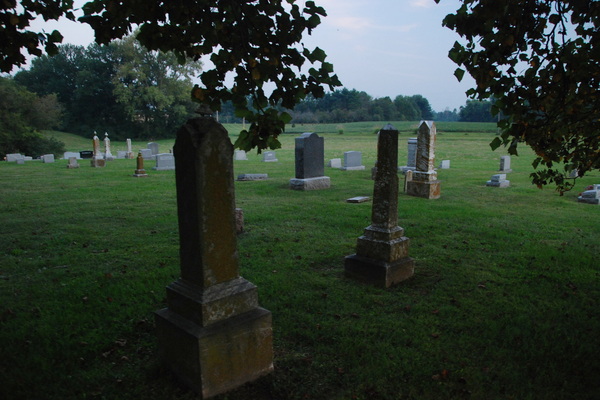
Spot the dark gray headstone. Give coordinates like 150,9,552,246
295,132,324,179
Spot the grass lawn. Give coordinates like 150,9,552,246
1,121,599,400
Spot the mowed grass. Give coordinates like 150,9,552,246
1,122,599,400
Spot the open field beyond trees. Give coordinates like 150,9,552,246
1,122,599,400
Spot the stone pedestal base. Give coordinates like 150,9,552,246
341,166,365,171
289,176,331,191
91,159,106,168
406,180,441,199
133,168,148,177
155,277,273,398
155,307,273,398
486,180,510,188
344,254,414,288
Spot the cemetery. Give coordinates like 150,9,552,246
0,121,599,400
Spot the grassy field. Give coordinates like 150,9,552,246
2,122,599,400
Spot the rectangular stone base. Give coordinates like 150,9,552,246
406,180,441,199
155,307,274,398
289,176,331,190
341,166,366,171
91,159,106,168
344,254,414,288
577,197,600,205
486,180,510,188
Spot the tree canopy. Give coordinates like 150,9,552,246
0,77,65,158
15,39,201,139
2,0,341,152
437,0,600,192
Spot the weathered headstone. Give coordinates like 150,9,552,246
92,132,101,159
234,150,248,161
117,151,128,159
345,124,414,287
328,158,342,168
405,121,441,199
439,160,450,169
91,132,105,167
341,151,365,171
499,156,512,173
237,173,269,181
41,154,55,163
148,142,159,156
578,184,600,204
290,132,330,190
16,158,25,165
132,152,148,177
153,153,175,171
104,133,114,161
67,157,80,169
126,138,134,159
486,173,510,188
155,116,273,397
262,151,278,162
399,137,417,174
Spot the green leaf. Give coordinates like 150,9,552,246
280,111,292,124
490,137,502,150
454,68,465,82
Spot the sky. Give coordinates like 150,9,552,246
28,0,475,112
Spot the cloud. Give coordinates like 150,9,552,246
411,0,436,8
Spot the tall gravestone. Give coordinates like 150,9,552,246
344,125,414,287
155,115,273,397
289,132,330,190
104,133,114,161
126,138,134,159
405,121,440,199
91,132,105,167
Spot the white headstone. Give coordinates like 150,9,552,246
41,154,55,163
499,155,512,172
341,151,365,171
147,142,159,155
153,153,176,171
6,153,24,162
262,151,278,162
328,158,342,168
140,149,153,160
234,150,248,161
486,173,510,188
63,151,81,160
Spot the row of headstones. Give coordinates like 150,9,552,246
236,122,443,200
235,148,367,171
6,153,51,163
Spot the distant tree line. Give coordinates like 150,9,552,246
13,36,201,141
219,89,493,125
